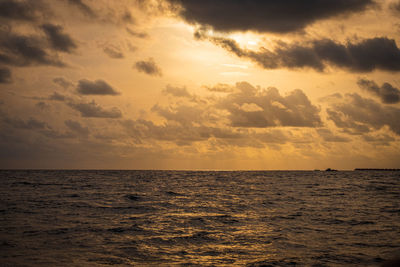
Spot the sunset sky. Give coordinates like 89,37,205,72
1,0,400,170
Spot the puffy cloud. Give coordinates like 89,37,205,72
68,100,122,118
103,46,124,59
327,93,400,135
357,78,400,104
134,58,162,76
64,120,89,137
41,24,77,53
0,30,65,67
218,82,322,128
0,0,43,21
162,85,191,98
198,33,400,72
168,0,373,33
76,79,120,95
0,66,11,83
49,92,67,101
53,77,73,89
151,104,205,126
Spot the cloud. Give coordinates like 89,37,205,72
162,85,191,98
318,93,343,102
65,0,136,25
126,27,148,38
40,129,76,139
152,82,322,129
0,30,65,67
0,0,42,21
327,93,400,135
168,0,373,33
390,1,400,13
53,77,73,89
218,82,322,128
36,101,51,110
64,120,89,137
66,0,96,18
49,92,67,101
204,83,234,93
103,46,124,59
362,133,395,145
0,66,11,83
41,24,77,53
76,79,120,95
3,116,48,130
357,78,400,104
68,100,122,118
134,58,162,76
198,33,400,72
121,119,266,146
316,128,350,142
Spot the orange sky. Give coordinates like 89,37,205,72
0,0,400,169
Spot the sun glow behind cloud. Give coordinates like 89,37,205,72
0,0,399,169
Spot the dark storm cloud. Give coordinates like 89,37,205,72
0,31,65,67
219,82,322,128
53,77,73,89
103,46,124,59
64,120,89,137
0,0,41,21
41,24,77,53
134,58,162,76
0,66,11,83
357,78,400,104
327,93,400,135
68,100,122,118
198,33,400,72
76,79,120,95
169,0,374,33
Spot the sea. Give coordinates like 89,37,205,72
0,170,399,266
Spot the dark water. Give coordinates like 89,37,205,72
0,170,399,266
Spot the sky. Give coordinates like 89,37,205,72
0,0,400,170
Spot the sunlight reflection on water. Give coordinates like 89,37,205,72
0,170,399,266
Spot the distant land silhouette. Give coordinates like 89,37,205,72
354,168,400,171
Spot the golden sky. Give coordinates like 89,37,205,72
1,0,400,170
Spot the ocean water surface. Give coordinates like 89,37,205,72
0,170,399,266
